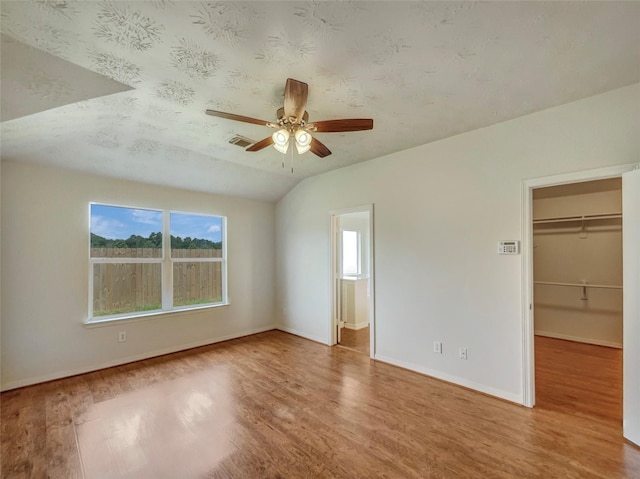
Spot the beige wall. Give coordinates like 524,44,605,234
1,162,276,390
533,179,623,347
340,278,369,329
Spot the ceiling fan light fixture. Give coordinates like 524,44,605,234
294,129,312,154
295,142,311,154
295,129,312,146
205,78,372,159
274,142,289,154
272,129,289,154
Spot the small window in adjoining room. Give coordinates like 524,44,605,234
89,203,226,322
342,230,360,277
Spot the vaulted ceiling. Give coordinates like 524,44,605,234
1,1,639,202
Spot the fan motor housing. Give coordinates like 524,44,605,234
277,107,309,124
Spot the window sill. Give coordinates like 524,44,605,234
83,302,231,328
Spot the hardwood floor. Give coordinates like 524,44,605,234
535,335,622,422
2,330,639,478
338,326,370,356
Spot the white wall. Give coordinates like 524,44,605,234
1,162,276,390
275,83,640,403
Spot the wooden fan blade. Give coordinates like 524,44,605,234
310,137,332,158
308,118,373,133
206,109,271,127
246,136,274,152
283,78,308,122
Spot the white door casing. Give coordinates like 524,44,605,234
329,205,375,357
622,167,640,446
522,163,637,409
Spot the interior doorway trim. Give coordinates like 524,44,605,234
521,163,637,408
329,204,375,358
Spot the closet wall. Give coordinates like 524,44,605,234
533,178,623,348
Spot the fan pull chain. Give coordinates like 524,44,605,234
290,144,294,174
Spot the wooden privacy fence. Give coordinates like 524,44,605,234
90,248,223,258
91,248,222,315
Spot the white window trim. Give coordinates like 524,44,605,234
87,203,227,324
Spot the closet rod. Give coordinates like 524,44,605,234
533,281,622,290
532,213,622,225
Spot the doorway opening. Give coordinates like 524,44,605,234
522,164,640,446
532,178,622,422
330,206,374,357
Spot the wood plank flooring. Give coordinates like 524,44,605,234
338,326,370,356
535,335,622,422
2,330,639,478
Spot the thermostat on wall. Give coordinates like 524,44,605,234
498,240,520,255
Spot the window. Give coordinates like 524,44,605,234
342,230,360,277
89,204,226,321
170,212,224,308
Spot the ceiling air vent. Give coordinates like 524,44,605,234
228,135,256,148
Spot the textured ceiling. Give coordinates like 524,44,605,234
1,1,639,202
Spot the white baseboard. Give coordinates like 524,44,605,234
535,331,622,349
1,325,276,392
275,325,329,345
344,322,369,331
374,354,522,405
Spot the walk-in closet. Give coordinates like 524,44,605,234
533,178,623,422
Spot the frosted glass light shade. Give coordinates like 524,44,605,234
294,129,312,154
274,142,289,154
272,129,289,154
295,142,311,154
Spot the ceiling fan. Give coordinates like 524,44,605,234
206,78,373,158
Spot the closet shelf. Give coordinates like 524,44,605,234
534,280,622,301
534,281,622,290
532,213,621,225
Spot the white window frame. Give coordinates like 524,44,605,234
87,203,227,324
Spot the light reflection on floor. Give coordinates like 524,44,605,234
75,367,235,479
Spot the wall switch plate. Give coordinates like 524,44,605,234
118,331,126,342
433,341,442,354
459,347,468,360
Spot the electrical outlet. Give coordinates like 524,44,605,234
118,331,127,342
459,347,468,360
433,341,442,354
